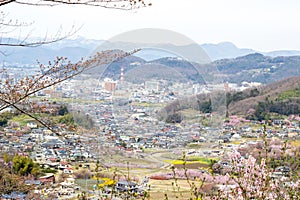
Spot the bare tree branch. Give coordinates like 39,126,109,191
0,97,56,132
0,23,80,48
0,0,14,6
0,0,149,131
0,0,151,8
0,0,151,48
0,49,140,131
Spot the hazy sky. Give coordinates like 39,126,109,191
3,0,300,51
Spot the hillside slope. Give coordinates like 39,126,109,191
159,75,300,123
229,76,300,118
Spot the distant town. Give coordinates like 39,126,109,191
1,61,299,199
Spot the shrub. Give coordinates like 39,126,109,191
74,169,92,179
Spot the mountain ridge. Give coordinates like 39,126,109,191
2,37,300,65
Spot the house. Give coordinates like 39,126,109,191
58,161,69,170
230,133,241,141
25,180,42,186
39,174,55,184
115,181,138,193
63,167,73,174
241,126,251,132
27,122,38,128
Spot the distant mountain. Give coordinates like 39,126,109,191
2,37,300,65
0,45,91,65
82,52,300,85
141,53,300,84
201,42,255,61
0,37,102,65
83,54,147,80
264,50,300,57
82,55,211,84
92,41,211,64
214,53,300,84
44,36,104,50
201,42,300,61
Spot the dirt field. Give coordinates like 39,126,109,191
148,179,203,200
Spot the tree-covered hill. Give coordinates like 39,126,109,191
228,75,300,119
159,75,300,122
85,53,300,85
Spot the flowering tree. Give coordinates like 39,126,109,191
216,151,300,200
148,139,299,200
